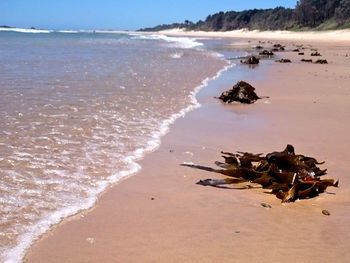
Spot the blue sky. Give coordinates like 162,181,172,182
1,0,298,30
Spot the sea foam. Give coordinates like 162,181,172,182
0,33,233,263
3,64,234,263
0,27,52,34
56,30,80,33
130,34,203,49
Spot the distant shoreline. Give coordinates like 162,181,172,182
98,28,350,43
2,26,350,43
158,28,350,42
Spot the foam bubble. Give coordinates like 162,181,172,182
170,52,184,59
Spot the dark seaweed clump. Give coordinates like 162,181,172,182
275,59,291,63
315,59,328,64
218,81,260,104
259,50,274,56
240,56,260,65
183,145,338,202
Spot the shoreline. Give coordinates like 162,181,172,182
94,28,350,42
2,27,350,43
3,39,230,263
25,35,350,262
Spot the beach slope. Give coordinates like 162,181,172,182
25,33,350,263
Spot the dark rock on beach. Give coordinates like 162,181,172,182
301,59,313,62
240,56,260,65
298,52,305,55
219,81,260,104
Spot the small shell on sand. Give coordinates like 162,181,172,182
322,210,331,216
261,203,272,209
86,237,96,244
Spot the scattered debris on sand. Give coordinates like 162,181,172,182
275,59,291,63
182,145,338,203
311,51,322,56
315,59,328,64
272,44,285,52
259,50,274,56
218,81,261,104
240,56,260,65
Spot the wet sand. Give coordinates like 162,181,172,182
25,37,350,262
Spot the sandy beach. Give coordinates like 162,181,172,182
160,28,350,42
25,32,350,263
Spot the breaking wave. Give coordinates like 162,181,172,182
130,34,203,49
0,27,52,34
0,32,233,263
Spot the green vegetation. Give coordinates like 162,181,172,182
140,0,350,31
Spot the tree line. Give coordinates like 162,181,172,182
140,0,350,31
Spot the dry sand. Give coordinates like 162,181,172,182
160,28,350,42
25,33,350,263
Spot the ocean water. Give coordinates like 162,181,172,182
0,30,235,262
